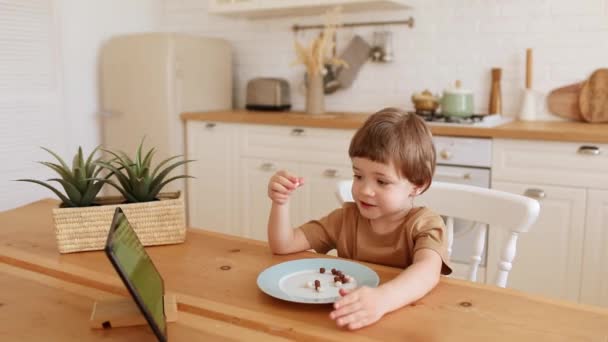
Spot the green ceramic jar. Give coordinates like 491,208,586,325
440,80,474,117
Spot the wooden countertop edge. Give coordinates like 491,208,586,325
181,111,608,143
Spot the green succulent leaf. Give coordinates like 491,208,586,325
19,146,111,207
80,181,104,206
151,155,182,179
16,179,76,207
38,161,74,183
142,148,156,169
41,147,70,170
135,138,145,170
149,175,193,199
48,178,83,204
85,146,101,178
94,160,133,193
90,178,138,203
94,138,196,203
73,166,88,193
149,159,194,191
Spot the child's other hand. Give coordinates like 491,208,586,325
267,170,304,205
329,286,388,330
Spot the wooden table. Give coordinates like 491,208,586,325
2,200,608,341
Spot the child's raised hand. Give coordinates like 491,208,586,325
267,170,304,205
329,286,388,330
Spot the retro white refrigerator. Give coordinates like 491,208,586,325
100,32,232,194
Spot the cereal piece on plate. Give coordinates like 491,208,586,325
319,267,325,274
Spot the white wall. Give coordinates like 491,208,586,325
59,0,163,152
0,0,163,211
162,0,608,118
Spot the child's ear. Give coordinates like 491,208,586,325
410,187,422,197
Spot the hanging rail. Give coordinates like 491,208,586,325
292,17,414,32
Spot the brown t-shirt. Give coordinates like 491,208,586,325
299,203,452,275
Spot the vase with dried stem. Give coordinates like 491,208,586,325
294,7,346,115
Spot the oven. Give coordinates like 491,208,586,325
432,136,492,267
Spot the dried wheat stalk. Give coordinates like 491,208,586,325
293,7,347,77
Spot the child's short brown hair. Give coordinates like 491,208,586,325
348,107,436,194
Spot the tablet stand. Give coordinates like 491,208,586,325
89,294,177,329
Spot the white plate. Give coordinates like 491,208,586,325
257,258,379,304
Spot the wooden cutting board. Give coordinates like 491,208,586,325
579,68,608,123
547,82,584,121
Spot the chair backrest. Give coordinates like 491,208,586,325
335,180,540,288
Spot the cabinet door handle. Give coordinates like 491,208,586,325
577,145,600,155
205,122,216,129
291,128,305,136
439,149,453,160
435,171,471,180
524,188,546,199
323,169,339,178
260,162,276,171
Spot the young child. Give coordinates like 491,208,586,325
266,107,451,330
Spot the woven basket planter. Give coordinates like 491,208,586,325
51,192,186,253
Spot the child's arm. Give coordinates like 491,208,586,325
330,248,442,330
267,170,311,254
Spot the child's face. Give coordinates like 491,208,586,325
351,157,418,221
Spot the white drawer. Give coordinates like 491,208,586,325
239,125,355,164
434,136,492,168
492,139,608,189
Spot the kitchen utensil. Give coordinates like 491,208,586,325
322,65,340,94
579,68,608,123
323,32,341,94
519,48,536,121
369,30,393,63
412,90,440,114
547,82,584,121
335,35,371,89
440,80,474,117
488,68,502,114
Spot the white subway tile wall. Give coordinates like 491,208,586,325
161,0,608,118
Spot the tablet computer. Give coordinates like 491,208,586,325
105,207,167,342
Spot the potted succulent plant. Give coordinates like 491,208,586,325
18,146,110,208
18,141,193,253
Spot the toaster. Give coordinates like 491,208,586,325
246,78,291,111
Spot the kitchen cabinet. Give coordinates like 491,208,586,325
237,124,354,241
490,138,608,306
208,0,411,18
580,189,608,307
299,163,353,222
238,158,301,241
186,121,239,234
489,181,586,302
186,121,355,241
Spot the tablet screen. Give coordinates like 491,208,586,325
105,208,166,341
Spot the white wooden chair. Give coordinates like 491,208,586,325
335,180,540,288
